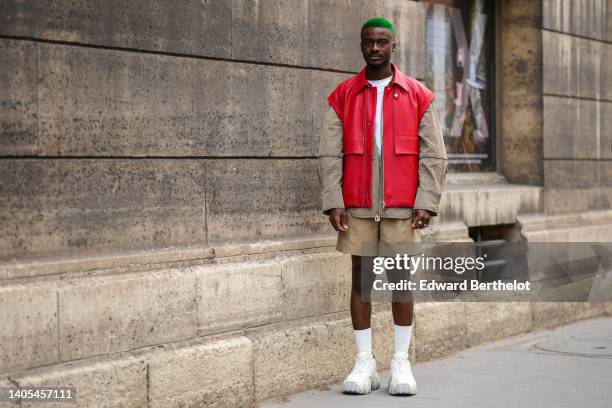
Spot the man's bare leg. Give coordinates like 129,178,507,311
350,255,376,329
343,255,380,394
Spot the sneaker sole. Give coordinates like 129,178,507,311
388,380,417,396
343,372,380,395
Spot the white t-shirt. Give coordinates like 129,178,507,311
367,75,393,154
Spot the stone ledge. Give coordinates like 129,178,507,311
1,301,607,407
440,182,543,226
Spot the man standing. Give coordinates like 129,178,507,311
318,18,448,395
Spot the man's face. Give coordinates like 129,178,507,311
360,27,395,67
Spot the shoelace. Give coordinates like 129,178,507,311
393,358,412,376
352,357,373,375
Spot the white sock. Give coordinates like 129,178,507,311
353,327,372,358
393,324,413,359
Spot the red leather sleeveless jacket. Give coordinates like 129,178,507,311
327,63,434,208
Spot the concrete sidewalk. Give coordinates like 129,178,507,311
261,316,612,408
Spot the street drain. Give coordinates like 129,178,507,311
533,337,612,359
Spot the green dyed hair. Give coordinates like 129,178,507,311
361,17,396,38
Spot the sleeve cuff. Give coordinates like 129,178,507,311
413,189,442,216
322,190,344,215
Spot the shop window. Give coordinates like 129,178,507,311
425,0,495,172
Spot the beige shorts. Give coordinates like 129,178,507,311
336,212,421,257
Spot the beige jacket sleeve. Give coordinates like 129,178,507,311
318,105,344,215
413,101,448,216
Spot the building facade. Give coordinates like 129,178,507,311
1,0,611,406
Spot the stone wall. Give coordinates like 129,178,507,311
499,0,544,185
0,0,426,260
542,0,612,213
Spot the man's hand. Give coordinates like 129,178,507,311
328,208,349,232
411,209,432,229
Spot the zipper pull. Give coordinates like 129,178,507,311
374,214,381,222
382,201,386,210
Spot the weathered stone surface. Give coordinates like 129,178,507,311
0,377,18,407
248,314,354,402
519,211,612,242
231,0,425,75
195,261,284,335
0,159,207,260
13,357,147,408
532,301,606,329
0,0,232,58
205,159,327,242
439,183,543,225
544,160,612,213
0,1,425,72
192,64,345,157
543,0,612,42
500,0,543,185
464,302,533,347
544,95,612,159
35,43,346,157
37,43,196,156
0,284,58,374
543,31,612,100
147,336,254,408
413,301,467,362
281,253,351,320
0,39,37,155
58,269,197,360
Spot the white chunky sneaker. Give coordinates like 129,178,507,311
343,352,380,394
388,353,417,395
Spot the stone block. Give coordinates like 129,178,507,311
0,284,58,373
543,31,611,100
37,43,196,156
248,314,354,402
192,64,346,157
500,0,544,185
58,269,197,360
0,1,231,58
531,301,606,329
543,0,612,42
195,261,284,335
413,301,467,362
544,96,612,160
0,39,37,155
13,357,147,408
0,159,207,260
146,336,254,408
205,159,327,242
281,253,351,320
36,43,344,157
464,302,533,347
439,184,543,226
605,301,612,315
544,160,612,213
230,0,425,74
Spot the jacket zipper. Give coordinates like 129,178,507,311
377,86,390,221
363,87,369,208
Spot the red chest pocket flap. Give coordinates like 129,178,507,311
394,134,419,155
